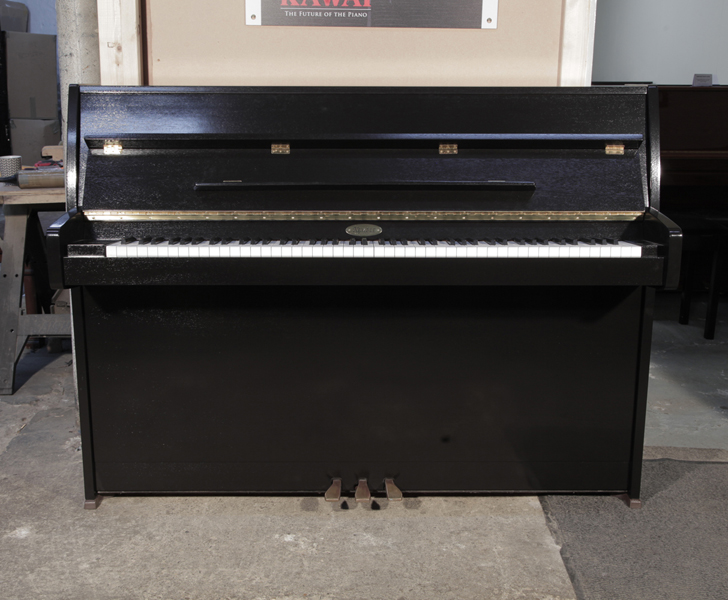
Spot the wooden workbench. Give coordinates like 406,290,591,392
0,185,71,394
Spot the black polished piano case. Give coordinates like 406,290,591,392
49,86,681,507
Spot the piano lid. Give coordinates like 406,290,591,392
69,86,653,216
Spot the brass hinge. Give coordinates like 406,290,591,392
605,144,625,155
103,140,123,155
271,143,291,155
439,144,458,155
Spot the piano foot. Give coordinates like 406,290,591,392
324,478,342,502
384,478,403,501
617,494,642,509
84,495,103,510
355,478,371,503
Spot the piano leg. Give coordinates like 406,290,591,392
84,495,103,510
617,494,643,509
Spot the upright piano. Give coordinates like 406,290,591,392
48,86,681,508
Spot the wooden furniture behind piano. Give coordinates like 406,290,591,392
0,185,71,395
659,85,728,339
47,86,681,509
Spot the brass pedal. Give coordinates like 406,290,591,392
324,478,342,502
384,478,403,501
355,478,371,503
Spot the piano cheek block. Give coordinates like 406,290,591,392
54,85,672,505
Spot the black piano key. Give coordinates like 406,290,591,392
349,239,356,245
151,237,164,245
192,237,205,245
292,240,300,245
378,239,386,245
417,239,426,245
170,237,181,245
607,239,619,245
180,237,192,245
361,239,368,245
122,237,136,244
446,239,455,245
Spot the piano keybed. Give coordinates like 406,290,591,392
101,237,645,259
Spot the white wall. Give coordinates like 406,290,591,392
592,0,728,84
18,0,57,34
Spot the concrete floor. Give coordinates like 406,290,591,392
0,292,726,599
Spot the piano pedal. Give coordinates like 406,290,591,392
355,478,371,503
324,477,342,502
384,478,403,501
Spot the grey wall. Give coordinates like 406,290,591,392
19,0,57,34
592,0,728,84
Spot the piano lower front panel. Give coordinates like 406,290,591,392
79,284,645,495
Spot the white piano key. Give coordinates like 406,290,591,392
312,242,324,258
302,241,314,258
209,243,221,258
414,243,427,258
178,244,190,258
197,241,211,258
239,241,252,258
226,242,239,258
106,242,120,257
394,241,407,258
188,244,200,257
405,242,417,258
125,241,140,257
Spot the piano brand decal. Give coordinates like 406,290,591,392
346,224,383,237
245,0,498,29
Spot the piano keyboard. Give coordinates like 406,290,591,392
104,238,644,258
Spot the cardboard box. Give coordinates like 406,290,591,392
10,118,61,166
5,32,58,119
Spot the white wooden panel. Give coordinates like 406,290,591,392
97,0,143,85
559,0,598,86
99,0,597,87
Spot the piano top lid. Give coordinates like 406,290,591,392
69,86,653,214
